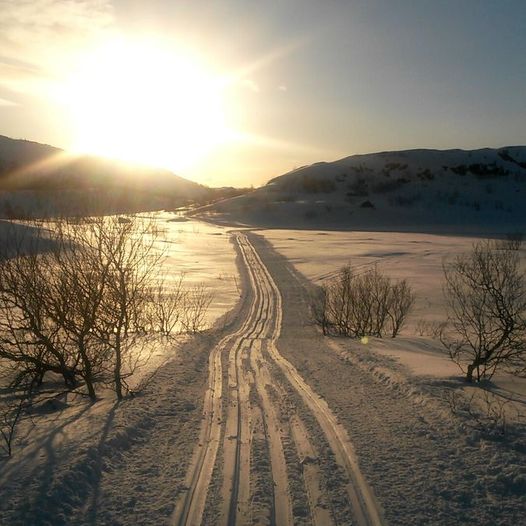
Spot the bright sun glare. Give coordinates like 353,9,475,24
59,38,232,171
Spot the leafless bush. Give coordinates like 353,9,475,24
388,280,415,337
147,275,187,337
442,240,526,382
0,224,79,391
416,319,429,336
0,216,164,401
312,264,414,338
415,319,447,338
181,284,213,333
445,389,522,437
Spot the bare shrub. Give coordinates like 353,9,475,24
310,287,330,335
0,224,79,391
445,389,522,437
442,240,526,382
181,284,213,333
313,264,414,338
415,319,447,339
387,280,415,337
502,232,524,251
0,216,164,401
415,319,429,337
147,275,187,337
91,216,163,399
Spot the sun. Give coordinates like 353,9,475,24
58,37,232,172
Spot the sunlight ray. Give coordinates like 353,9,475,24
1,150,81,188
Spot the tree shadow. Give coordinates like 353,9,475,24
1,400,120,526
85,401,119,526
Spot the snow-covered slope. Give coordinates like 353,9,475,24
197,147,526,234
0,135,209,217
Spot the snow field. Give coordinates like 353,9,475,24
0,216,239,525
258,229,526,525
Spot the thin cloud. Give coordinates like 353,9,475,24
0,55,50,94
0,0,114,91
0,96,17,107
0,0,113,38
242,79,260,93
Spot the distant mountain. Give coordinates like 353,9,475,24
195,146,526,234
0,135,209,217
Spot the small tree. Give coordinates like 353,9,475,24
388,280,415,338
0,216,164,401
442,240,526,382
0,225,78,390
85,216,163,399
181,284,213,334
147,275,187,337
313,264,414,338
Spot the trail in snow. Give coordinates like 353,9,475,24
174,232,383,526
252,232,526,526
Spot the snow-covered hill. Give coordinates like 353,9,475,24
0,135,209,217
196,146,526,234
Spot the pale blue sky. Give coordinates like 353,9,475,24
0,0,525,185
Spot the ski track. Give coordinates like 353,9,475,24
4,227,524,525
173,232,384,526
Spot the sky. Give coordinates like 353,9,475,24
0,0,525,187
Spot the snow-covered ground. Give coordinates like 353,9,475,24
196,146,526,233
0,215,239,525
151,213,240,327
255,231,526,525
1,220,525,525
261,228,526,435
